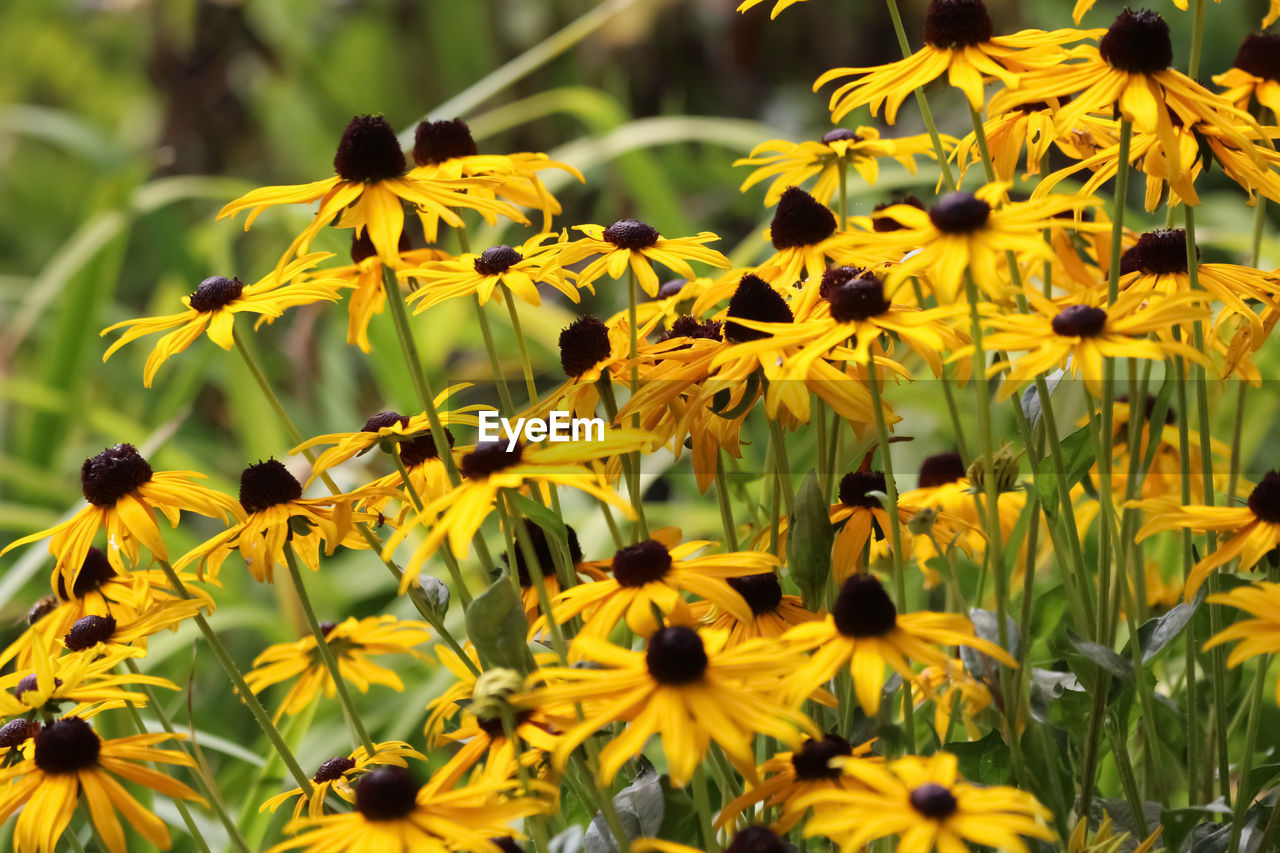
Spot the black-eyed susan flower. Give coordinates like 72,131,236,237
409,117,582,237
1132,470,1280,599
174,459,377,584
716,734,878,833
55,600,206,658
216,115,523,270
913,658,994,741
382,433,652,586
527,625,815,786
0,716,202,853
500,521,596,626
549,532,777,641
326,232,449,353
866,184,1103,304
816,0,1091,122
1201,582,1280,704
690,571,820,645
990,9,1264,189
979,288,1211,400
244,614,431,722
532,311,663,422
267,766,547,853
780,574,1015,713
402,234,580,313
1215,33,1280,116
753,187,853,294
897,452,1019,575
1094,395,1227,501
100,255,347,386
556,219,730,298
794,751,1055,853
0,443,240,589
736,0,809,19
735,128,944,207
955,100,1116,182
0,643,176,720
261,741,426,823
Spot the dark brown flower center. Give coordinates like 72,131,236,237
1100,9,1172,74
791,734,854,780
657,278,689,299
929,192,990,233
1127,228,1196,275
188,276,244,312
728,573,784,615
319,621,339,636
14,674,59,698
56,547,117,601
612,539,673,587
1248,472,1280,524
412,118,478,166
827,272,891,322
0,719,36,750
839,470,888,508
355,766,419,821
334,115,406,183
503,521,583,586
351,230,411,264
910,782,959,819
726,826,788,853
363,411,410,433
918,452,966,488
1051,305,1108,338
460,441,524,480
474,246,524,277
313,756,356,783
923,0,993,48
559,316,612,378
34,717,100,774
724,274,794,343
81,444,153,507
832,574,898,638
603,219,660,250
872,196,924,232
399,429,454,468
65,615,117,651
1234,32,1280,81
27,597,57,626
239,459,303,514
822,128,860,145
656,315,723,345
645,625,708,685
770,187,837,249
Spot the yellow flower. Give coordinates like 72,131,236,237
913,659,994,741
402,233,580,313
780,574,1015,714
795,751,1055,853
100,254,347,386
0,443,240,589
525,625,815,786
956,101,1115,183
0,717,202,853
1215,33,1280,116
55,600,207,659
244,614,431,722
556,219,730,298
816,0,1091,122
261,741,425,823
1202,581,1280,704
736,128,944,207
0,641,176,720
690,570,820,645
736,0,810,19
216,115,524,270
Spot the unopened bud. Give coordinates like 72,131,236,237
965,444,1023,494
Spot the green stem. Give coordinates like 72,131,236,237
500,283,540,407
1188,0,1207,79
692,764,722,853
765,413,796,517
884,0,956,190
967,104,996,183
117,697,211,853
473,294,517,417
714,450,739,551
1228,656,1271,853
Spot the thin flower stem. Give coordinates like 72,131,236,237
884,0,957,191
1228,656,1271,853
155,559,314,796
597,376,650,538
714,450,739,551
1108,121,1133,304
116,697,212,853
865,356,905,608
500,489,571,664
692,763,722,853
765,413,796,517
283,547,377,755
1188,0,1207,79
1106,714,1150,837
473,294,518,417
569,753,631,853
1172,346,1202,795
967,105,996,183
64,826,88,853
499,283,541,406
626,266,648,540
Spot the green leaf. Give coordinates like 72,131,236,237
787,470,834,610
584,761,664,853
1133,588,1203,664
656,776,701,847
465,574,530,672
946,730,1013,786
1035,426,1095,519
1063,631,1135,686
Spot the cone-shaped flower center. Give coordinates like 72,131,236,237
603,219,660,250
827,271,891,322
918,452,966,488
872,196,924,232
504,521,583,586
355,766,419,821
724,274,794,343
334,115,406,183
923,0,993,48
728,572,784,615
1051,305,1108,338
0,719,35,750
1248,471,1280,524
612,539,673,587
929,192,990,233
645,625,708,685
188,276,244,312
822,128,859,144
791,734,855,780
910,782,959,819
839,470,888,508
559,316,611,378
14,674,59,697
239,460,303,514
56,547,116,601
351,230,411,264
1100,9,1172,73
474,245,524,276
313,756,356,784
81,444,153,507
1234,32,1280,81
34,717,100,774
362,411,409,433
399,429,454,468
726,826,789,853
65,615,116,652
770,187,837,249
460,441,524,479
412,118,478,166
833,574,898,638
656,315,723,344
1127,228,1195,275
